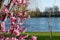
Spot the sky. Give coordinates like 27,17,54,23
4,0,60,11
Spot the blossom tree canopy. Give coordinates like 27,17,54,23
0,0,37,40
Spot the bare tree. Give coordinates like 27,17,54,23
48,10,53,40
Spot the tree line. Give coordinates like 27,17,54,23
29,6,60,17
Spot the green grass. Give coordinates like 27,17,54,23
26,32,60,40
0,32,60,40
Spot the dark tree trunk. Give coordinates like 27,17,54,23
0,0,4,12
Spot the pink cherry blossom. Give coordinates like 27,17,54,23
1,21,6,32
8,26,13,33
10,12,13,17
16,17,20,24
10,37,18,40
5,37,18,40
22,15,27,20
0,0,36,40
18,34,28,40
19,26,22,31
19,29,23,33
10,17,16,22
5,37,9,40
17,0,22,4
19,26,28,33
23,0,30,7
22,0,26,4
23,14,26,18
13,30,20,36
17,0,26,4
8,29,13,34
17,12,23,16
0,35,5,40
22,26,28,33
3,8,9,14
14,25,19,30
31,36,37,40
4,4,10,8
12,0,16,4
1,21,5,27
0,37,4,40
11,22,15,26
23,18,26,20
18,36,25,40
19,37,25,40
1,27,6,32
20,22,24,25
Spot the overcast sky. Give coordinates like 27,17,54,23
4,0,60,11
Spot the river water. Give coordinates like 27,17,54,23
2,17,60,32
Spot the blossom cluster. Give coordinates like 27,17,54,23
0,0,37,40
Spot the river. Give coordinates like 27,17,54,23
2,17,60,32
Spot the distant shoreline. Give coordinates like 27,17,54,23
31,15,60,18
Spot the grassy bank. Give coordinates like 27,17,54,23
26,32,60,40
0,32,60,40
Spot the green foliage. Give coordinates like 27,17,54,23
29,8,41,17
0,32,60,40
18,4,27,12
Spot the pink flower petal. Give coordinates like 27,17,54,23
12,0,16,4
17,12,23,16
13,30,20,36
10,17,16,22
31,36,37,40
1,21,6,32
3,8,9,14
